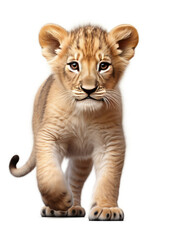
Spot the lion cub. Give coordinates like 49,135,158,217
9,24,138,221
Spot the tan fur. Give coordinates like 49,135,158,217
9,24,138,220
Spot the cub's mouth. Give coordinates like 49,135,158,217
76,96,104,101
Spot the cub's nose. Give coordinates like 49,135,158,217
81,86,98,95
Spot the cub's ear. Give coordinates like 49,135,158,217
39,24,68,60
108,24,139,60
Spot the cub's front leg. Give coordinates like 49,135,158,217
89,130,125,221
36,127,72,212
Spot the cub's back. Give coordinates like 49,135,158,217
32,75,55,134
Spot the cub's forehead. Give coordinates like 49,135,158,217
68,25,110,59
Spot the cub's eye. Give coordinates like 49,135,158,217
67,61,79,72
98,62,111,72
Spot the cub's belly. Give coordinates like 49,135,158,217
66,138,94,159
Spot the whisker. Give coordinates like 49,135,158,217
103,88,121,110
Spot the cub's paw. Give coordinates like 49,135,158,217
41,206,67,217
42,190,73,211
67,206,85,217
89,206,124,221
41,205,85,218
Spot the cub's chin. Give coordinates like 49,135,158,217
75,98,103,112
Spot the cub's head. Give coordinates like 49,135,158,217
39,24,138,112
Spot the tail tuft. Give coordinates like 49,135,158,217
9,155,20,171
9,151,35,177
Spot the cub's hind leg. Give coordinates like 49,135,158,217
65,158,93,217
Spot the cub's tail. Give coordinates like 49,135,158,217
9,150,35,177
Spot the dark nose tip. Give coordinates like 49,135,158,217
81,86,98,95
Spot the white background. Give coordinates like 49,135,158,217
0,0,170,239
